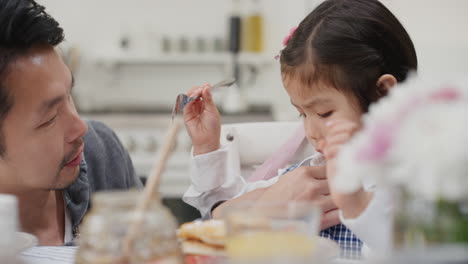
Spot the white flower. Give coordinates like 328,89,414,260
334,76,468,201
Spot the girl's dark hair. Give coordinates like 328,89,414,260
0,0,64,156
280,0,417,112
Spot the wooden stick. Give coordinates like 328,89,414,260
121,117,182,260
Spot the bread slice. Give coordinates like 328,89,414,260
178,220,225,247
181,240,225,257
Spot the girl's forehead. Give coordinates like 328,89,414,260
284,77,336,97
285,77,362,110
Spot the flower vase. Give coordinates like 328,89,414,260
393,187,468,248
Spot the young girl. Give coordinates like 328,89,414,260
182,0,417,258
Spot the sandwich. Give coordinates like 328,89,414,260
177,219,226,257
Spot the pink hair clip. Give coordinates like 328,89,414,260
275,26,298,60
283,26,298,46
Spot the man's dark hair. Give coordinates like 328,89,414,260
281,0,417,112
0,0,64,156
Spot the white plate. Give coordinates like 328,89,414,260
15,232,38,253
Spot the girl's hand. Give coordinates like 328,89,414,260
183,84,221,156
324,119,373,219
323,119,359,160
257,166,341,230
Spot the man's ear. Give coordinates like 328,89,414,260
377,74,397,93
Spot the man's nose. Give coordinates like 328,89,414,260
65,112,88,143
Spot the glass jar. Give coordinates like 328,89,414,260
75,190,182,264
221,201,321,264
244,0,264,53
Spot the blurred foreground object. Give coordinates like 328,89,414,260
75,190,181,264
334,76,468,250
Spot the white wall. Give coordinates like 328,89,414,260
39,0,468,119
382,0,468,77
39,0,305,115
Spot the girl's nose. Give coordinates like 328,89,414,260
315,140,326,153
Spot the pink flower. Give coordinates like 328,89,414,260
429,86,461,101
283,26,298,46
356,121,399,162
355,86,462,163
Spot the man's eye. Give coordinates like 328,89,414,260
298,113,306,118
40,115,57,127
318,111,333,118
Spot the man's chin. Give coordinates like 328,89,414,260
50,166,80,190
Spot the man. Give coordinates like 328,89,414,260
0,0,141,245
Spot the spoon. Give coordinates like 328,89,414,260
171,78,236,119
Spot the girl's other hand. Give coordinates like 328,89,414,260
323,119,359,160
183,84,221,156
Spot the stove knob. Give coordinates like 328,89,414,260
126,136,137,153
146,137,158,153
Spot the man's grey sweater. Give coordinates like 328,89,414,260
63,120,142,238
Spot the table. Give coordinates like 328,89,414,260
18,246,361,264
18,247,77,264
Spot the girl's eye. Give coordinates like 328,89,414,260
318,111,333,118
298,113,306,118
